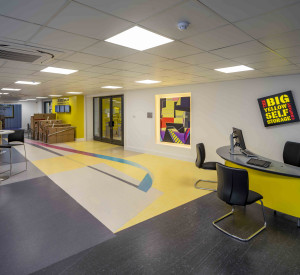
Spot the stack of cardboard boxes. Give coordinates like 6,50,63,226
30,114,76,143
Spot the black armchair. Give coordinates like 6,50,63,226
0,129,27,177
194,143,217,191
213,163,266,242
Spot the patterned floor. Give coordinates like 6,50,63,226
11,139,214,232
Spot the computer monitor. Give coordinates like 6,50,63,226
59,105,65,112
65,105,70,113
55,105,60,113
232,127,246,150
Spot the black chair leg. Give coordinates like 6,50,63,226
9,147,12,177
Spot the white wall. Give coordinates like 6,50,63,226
86,74,300,163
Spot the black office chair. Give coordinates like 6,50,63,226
283,141,300,167
0,130,27,177
213,163,266,242
194,143,217,191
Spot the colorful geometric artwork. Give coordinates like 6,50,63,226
159,96,190,145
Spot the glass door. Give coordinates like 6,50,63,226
94,95,124,145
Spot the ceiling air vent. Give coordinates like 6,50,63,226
0,42,67,64
0,49,41,62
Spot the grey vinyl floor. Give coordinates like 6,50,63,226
35,192,300,275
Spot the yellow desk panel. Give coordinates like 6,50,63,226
226,161,300,218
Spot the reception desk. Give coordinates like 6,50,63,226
217,146,300,226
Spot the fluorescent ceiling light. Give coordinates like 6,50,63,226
49,95,62,97
19,100,27,101
3,93,9,95
215,65,254,73
1,88,21,91
101,86,122,89
27,99,36,101
105,26,174,51
66,92,83,94
15,81,40,85
136,80,161,84
41,67,78,75
36,97,48,99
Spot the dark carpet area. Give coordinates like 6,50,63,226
0,177,114,275
34,192,300,275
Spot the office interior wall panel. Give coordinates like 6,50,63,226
86,74,300,162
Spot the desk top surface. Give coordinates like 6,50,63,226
217,146,300,178
0,130,14,135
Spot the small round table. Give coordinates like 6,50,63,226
0,130,15,181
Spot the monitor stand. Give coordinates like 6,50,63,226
229,133,242,155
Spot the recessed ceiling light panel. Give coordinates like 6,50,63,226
49,95,62,97
101,86,123,89
15,81,40,85
36,97,48,99
1,88,21,91
41,67,78,75
136,80,161,84
215,65,254,73
66,92,83,94
105,26,174,51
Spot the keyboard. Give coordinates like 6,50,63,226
241,149,256,157
247,158,271,168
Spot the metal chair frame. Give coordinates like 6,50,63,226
213,199,267,242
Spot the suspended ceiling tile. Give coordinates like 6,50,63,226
3,61,47,71
145,41,203,59
76,0,184,23
275,46,300,58
30,27,97,51
200,59,241,70
211,41,268,59
62,52,111,65
182,24,252,51
48,2,133,40
82,41,138,59
260,64,299,73
288,56,300,64
0,0,69,25
248,58,292,69
156,60,190,70
232,51,285,64
140,0,227,40
0,16,40,41
51,60,93,70
120,53,167,66
176,52,223,65
235,3,300,39
198,0,300,22
259,29,300,50
0,67,36,75
83,66,120,74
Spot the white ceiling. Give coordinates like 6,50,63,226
0,0,300,100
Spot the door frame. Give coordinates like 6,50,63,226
93,95,124,146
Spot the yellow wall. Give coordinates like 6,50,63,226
52,95,84,139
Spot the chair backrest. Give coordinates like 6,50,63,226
195,143,205,168
8,129,25,143
283,141,300,167
216,163,249,206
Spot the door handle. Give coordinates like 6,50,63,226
112,121,114,127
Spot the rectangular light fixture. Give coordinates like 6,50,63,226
27,99,36,101
15,81,40,85
2,93,9,95
36,97,48,99
136,80,161,84
1,88,21,91
41,67,78,75
66,92,83,94
105,26,174,51
101,86,122,89
49,95,62,97
215,65,254,73
19,100,27,101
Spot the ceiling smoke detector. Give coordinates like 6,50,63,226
177,21,190,31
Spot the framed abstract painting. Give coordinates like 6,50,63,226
155,93,191,148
